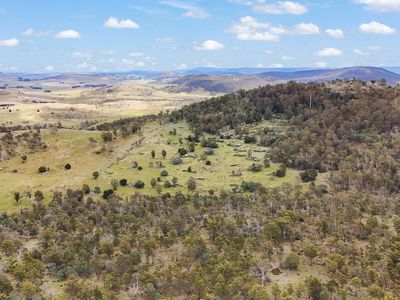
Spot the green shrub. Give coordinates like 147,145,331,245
178,148,188,156
241,181,262,192
134,180,145,189
160,170,169,177
204,149,214,156
103,189,114,199
164,180,172,188
244,135,257,144
38,166,47,173
82,184,90,195
300,169,318,182
249,163,263,172
64,163,71,170
282,252,300,270
201,138,219,148
119,179,128,186
276,164,287,177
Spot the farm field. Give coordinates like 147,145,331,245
0,78,215,127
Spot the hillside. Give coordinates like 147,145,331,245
1,81,400,299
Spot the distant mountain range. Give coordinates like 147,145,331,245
1,66,399,94
169,67,400,93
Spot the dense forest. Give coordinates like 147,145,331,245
1,80,400,299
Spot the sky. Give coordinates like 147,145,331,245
0,0,400,73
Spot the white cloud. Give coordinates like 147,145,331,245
72,52,92,60
265,49,274,54
354,48,370,55
317,48,343,57
104,17,140,29
0,38,19,46
354,0,400,12
359,21,396,34
254,1,308,14
281,56,294,60
228,17,319,41
160,0,210,19
100,50,115,55
368,46,382,51
326,29,344,38
178,63,188,69
183,10,210,18
293,23,320,35
315,61,327,68
271,63,284,68
230,0,253,5
76,63,97,71
129,52,145,57
45,65,55,71
55,30,81,39
194,40,225,51
121,58,148,68
77,62,90,68
22,28,50,37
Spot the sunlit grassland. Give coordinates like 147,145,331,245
0,120,318,212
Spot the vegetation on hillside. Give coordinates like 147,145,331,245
1,80,400,299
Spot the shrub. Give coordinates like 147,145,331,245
204,149,214,156
170,156,182,165
276,164,287,177
103,189,114,199
34,190,44,202
92,171,99,179
241,181,262,192
164,180,172,188
0,275,13,295
64,163,71,170
82,184,90,195
178,148,188,156
188,166,192,173
134,180,145,189
206,160,211,166
187,177,196,191
244,135,257,144
93,186,101,193
151,178,157,187
119,179,128,186
207,140,219,148
138,166,143,171
160,170,169,177
263,155,270,168
282,252,300,270
201,138,219,148
316,184,328,194
249,163,263,172
300,169,318,182
38,166,47,173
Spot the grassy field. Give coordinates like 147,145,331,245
0,79,215,128
0,120,314,212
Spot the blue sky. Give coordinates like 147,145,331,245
0,0,399,72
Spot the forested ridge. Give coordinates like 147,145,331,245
1,80,400,299
172,80,400,194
